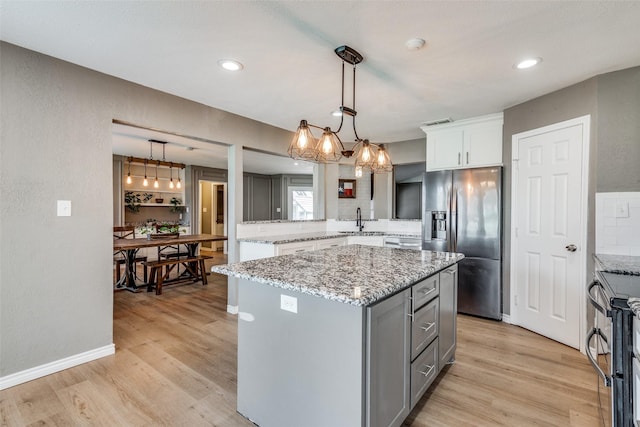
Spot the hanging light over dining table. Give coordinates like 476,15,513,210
288,45,393,175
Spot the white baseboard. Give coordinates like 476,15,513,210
501,314,512,324
227,305,238,314
0,344,115,390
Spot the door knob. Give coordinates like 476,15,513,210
565,244,577,252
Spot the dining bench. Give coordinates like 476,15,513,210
144,255,212,295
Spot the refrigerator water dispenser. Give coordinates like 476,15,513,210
432,211,447,240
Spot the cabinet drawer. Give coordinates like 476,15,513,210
411,337,439,409
276,242,316,256
411,297,439,361
412,274,439,311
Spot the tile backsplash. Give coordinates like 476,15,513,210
596,192,640,255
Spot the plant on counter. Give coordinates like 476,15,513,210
170,197,184,213
138,226,154,236
157,222,180,234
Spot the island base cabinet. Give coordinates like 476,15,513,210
237,279,365,427
366,289,411,427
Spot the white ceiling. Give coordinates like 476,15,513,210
2,1,640,154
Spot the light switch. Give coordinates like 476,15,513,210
57,200,71,216
276,207,281,213
615,202,629,218
203,207,208,213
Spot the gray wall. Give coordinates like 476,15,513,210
596,67,640,191
0,41,291,378
502,65,640,316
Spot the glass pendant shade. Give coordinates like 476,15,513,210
126,174,132,185
288,120,318,160
315,128,342,163
372,144,393,173
177,177,182,189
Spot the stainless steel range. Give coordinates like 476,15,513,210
587,254,640,427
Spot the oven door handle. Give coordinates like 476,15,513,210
585,327,611,387
588,280,611,317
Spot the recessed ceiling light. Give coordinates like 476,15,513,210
515,57,542,69
218,59,244,71
405,38,426,50
331,110,343,117
294,162,299,166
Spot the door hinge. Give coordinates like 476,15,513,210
513,158,519,170
514,294,518,306
515,227,518,238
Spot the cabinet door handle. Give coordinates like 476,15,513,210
466,152,469,164
295,249,306,253
420,322,435,333
419,364,435,377
458,152,461,165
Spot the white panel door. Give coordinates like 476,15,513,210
512,117,589,349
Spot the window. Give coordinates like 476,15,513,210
288,186,313,220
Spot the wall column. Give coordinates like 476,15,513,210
226,144,243,313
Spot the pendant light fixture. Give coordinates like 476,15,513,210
126,158,132,184
142,159,149,187
288,45,393,175
153,160,160,188
125,140,186,189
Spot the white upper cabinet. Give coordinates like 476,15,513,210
421,113,503,171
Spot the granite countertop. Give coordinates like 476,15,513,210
595,254,640,276
212,245,464,306
238,231,421,244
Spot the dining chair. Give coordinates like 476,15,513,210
113,225,148,284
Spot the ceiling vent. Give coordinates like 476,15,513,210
423,117,453,126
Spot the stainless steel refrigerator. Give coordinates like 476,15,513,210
421,167,502,320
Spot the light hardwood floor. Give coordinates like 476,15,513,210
1,255,607,426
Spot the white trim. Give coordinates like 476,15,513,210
510,115,591,354
227,304,239,314
501,314,512,324
0,344,115,390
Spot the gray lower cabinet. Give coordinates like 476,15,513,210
367,266,458,427
438,264,458,370
367,288,411,427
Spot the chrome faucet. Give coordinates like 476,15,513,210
356,207,364,232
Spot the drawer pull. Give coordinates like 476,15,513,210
420,322,435,333
295,249,306,253
420,287,435,295
419,364,435,377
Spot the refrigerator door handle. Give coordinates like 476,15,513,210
451,188,458,252
423,210,433,241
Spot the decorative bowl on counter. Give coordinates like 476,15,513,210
155,198,164,204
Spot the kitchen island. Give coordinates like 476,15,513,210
212,245,463,427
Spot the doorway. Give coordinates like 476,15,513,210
199,180,227,253
510,115,590,351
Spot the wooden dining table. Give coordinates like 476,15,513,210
114,233,228,292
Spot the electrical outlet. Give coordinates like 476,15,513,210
276,207,281,213
280,294,297,313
